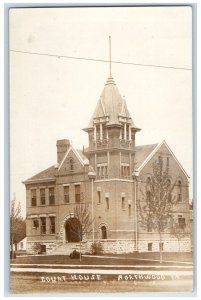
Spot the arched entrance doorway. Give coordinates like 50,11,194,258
101,225,107,239
65,217,82,242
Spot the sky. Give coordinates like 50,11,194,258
9,6,192,217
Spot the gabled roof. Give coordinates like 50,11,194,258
23,165,56,183
134,143,159,169
58,143,89,171
86,76,139,129
23,144,90,184
134,140,189,179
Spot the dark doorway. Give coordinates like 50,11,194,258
101,226,107,239
65,217,81,242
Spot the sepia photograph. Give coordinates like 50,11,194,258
9,5,194,295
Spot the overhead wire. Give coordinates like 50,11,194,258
10,49,192,71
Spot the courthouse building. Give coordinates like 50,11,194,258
24,74,191,254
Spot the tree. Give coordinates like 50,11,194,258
10,194,26,259
68,203,93,261
170,219,188,252
137,158,176,263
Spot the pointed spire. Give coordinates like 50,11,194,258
109,36,112,77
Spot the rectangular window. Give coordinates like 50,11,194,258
40,245,46,253
98,191,101,204
40,188,46,205
178,216,186,229
122,197,125,210
148,242,152,251
49,187,55,205
106,197,109,210
31,189,37,206
121,164,130,178
75,185,81,203
97,164,108,179
40,217,46,234
50,216,55,234
128,204,131,216
32,219,39,228
64,186,70,203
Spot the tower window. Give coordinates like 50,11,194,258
128,204,131,216
121,164,130,178
126,124,129,140
121,127,125,140
102,123,107,139
96,124,100,140
97,163,108,179
122,197,125,210
106,197,109,210
97,191,101,204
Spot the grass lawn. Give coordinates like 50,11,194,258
10,252,193,266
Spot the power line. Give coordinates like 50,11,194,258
10,49,192,71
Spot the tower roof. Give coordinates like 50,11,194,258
85,76,140,130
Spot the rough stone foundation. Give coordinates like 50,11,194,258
85,239,136,254
26,241,57,254
26,237,191,255
138,238,191,252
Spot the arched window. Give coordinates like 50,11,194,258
101,226,107,239
69,158,74,171
177,180,182,202
167,179,171,202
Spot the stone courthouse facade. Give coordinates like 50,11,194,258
24,74,191,254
